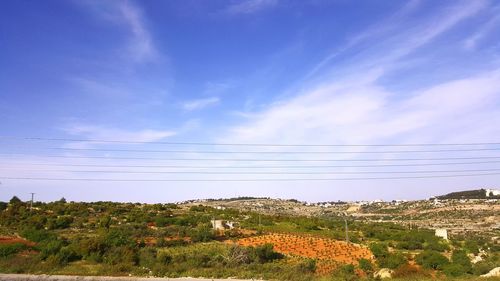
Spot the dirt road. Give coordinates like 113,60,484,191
0,274,258,281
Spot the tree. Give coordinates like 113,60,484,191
9,196,22,205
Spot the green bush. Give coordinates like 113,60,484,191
424,240,450,252
369,242,388,259
358,258,373,273
253,243,284,263
138,247,157,267
190,224,215,242
0,243,27,257
52,246,80,265
157,251,172,265
102,246,138,265
380,252,407,269
332,264,357,281
473,260,497,276
20,228,56,242
39,240,64,259
392,264,430,278
55,215,74,229
451,250,472,274
297,258,316,273
416,250,449,270
443,263,467,277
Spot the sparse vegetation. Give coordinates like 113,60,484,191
0,194,499,280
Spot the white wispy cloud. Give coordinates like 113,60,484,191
224,0,278,15
182,97,220,111
224,72,492,145
463,11,500,50
220,0,500,147
306,0,486,80
81,0,157,63
119,1,157,62
63,124,175,145
204,81,233,95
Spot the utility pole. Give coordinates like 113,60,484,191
343,213,349,244
29,192,35,213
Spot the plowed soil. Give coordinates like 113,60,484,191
234,233,373,275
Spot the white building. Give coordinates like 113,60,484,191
435,229,448,240
486,189,500,197
211,219,238,231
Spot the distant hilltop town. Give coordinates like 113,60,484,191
434,188,500,200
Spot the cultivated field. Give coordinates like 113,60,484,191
233,233,373,274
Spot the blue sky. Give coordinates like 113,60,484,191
1,0,500,203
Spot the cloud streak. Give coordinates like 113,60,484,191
224,0,278,15
182,97,220,111
62,124,176,148
81,0,158,63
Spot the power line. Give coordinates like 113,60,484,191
37,147,500,154
3,153,500,161
2,136,500,147
4,168,500,174
4,160,500,169
1,172,500,181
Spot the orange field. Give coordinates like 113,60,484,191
233,233,373,275
0,236,36,247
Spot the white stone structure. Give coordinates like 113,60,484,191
211,219,238,231
435,228,448,240
486,189,500,197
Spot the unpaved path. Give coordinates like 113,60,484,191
0,274,258,281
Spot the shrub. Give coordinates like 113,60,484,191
380,252,407,269
190,224,215,242
425,240,449,252
451,250,472,274
464,240,480,255
416,250,449,270
20,228,56,242
105,228,135,247
157,251,172,265
226,245,252,266
40,240,64,259
370,242,388,259
332,264,357,281
443,263,467,277
297,258,316,273
52,246,80,265
392,264,430,278
139,247,157,268
253,243,283,263
0,243,27,257
358,258,373,273
55,215,73,229
397,240,422,250
473,260,497,275
103,246,138,265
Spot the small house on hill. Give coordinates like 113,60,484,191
211,219,239,231
435,228,448,240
